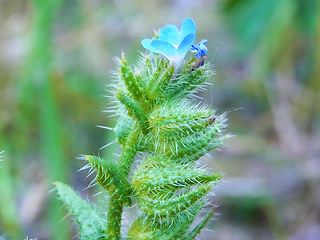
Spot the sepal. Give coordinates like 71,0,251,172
132,156,220,221
132,156,221,198
149,103,213,141
128,204,202,240
147,107,226,162
138,183,211,219
119,55,146,102
115,90,149,134
166,63,211,100
114,115,133,145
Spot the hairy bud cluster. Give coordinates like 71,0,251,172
55,52,227,239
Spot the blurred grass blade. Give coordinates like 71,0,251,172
20,0,69,239
0,148,23,238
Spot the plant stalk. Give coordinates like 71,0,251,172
105,126,140,238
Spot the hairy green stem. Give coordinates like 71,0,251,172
106,126,140,238
105,197,124,240
119,126,140,175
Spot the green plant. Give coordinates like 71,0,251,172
55,18,227,239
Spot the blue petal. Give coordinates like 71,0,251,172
141,38,157,52
190,44,198,51
200,39,208,45
151,39,177,57
177,33,195,55
158,25,180,45
190,39,208,58
180,18,196,40
199,44,207,56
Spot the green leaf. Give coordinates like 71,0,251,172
85,155,132,206
54,182,105,240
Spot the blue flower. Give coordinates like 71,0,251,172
191,39,208,59
141,18,196,67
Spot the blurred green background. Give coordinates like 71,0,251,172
0,0,319,239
